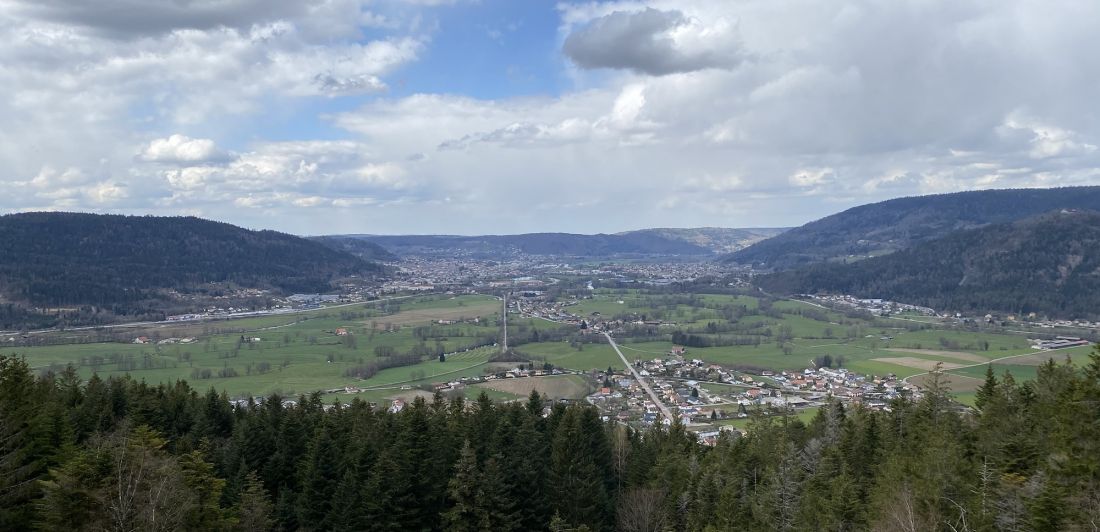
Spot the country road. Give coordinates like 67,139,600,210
514,299,676,421
602,332,674,422
2,294,420,337
900,344,1084,384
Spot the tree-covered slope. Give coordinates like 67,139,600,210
351,232,714,257
3,350,1100,530
757,210,1100,318
727,186,1100,269
0,212,376,309
618,227,788,253
310,235,398,262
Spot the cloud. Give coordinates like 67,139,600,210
139,134,231,164
5,0,313,38
789,168,836,188
998,112,1098,160
563,8,742,75
3,0,1100,234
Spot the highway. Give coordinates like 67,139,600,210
602,332,674,422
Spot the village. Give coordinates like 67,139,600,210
580,344,917,444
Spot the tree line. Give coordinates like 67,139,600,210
2,348,1100,531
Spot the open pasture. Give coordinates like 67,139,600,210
472,374,592,400
0,295,505,398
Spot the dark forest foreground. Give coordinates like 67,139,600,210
2,349,1099,531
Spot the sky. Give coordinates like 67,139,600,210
1,0,1098,235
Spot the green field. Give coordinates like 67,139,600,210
715,407,822,431
514,342,626,371
3,289,1093,405
0,295,513,399
520,292,1095,388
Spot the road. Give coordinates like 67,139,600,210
771,295,1095,386
512,300,675,421
3,294,420,337
602,332,674,421
900,344,1085,384
501,295,508,353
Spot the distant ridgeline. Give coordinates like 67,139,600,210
0,212,378,329
757,210,1100,319
726,186,1100,269
341,227,788,258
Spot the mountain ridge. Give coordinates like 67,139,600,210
0,212,378,328
726,186,1100,269
336,227,788,257
755,209,1100,319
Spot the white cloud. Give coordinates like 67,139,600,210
2,0,1100,234
140,134,229,164
563,8,742,75
789,168,836,188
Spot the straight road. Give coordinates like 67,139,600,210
602,332,674,421
501,295,508,353
900,344,1086,384
3,294,421,337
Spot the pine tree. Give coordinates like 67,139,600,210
362,448,404,531
297,423,340,531
974,364,997,411
442,441,486,532
236,471,274,532
551,407,613,531
328,468,363,531
179,449,230,530
0,356,46,529
481,455,519,532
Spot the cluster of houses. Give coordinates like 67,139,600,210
132,336,197,345
583,344,920,444
1031,336,1091,350
801,294,936,316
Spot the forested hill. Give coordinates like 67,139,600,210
617,227,788,253
310,235,398,262
2,352,1100,530
346,232,715,257
757,210,1100,319
726,186,1100,269
0,212,376,312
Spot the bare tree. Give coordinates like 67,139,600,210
617,488,666,532
611,425,631,492
876,483,928,532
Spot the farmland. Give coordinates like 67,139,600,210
0,294,530,402
472,374,593,401
2,287,1094,408
514,288,1097,398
